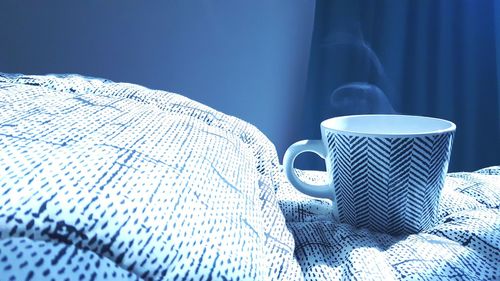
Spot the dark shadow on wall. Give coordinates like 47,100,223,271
294,0,500,172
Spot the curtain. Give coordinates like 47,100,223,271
300,0,500,172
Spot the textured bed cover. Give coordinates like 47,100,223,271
0,73,498,280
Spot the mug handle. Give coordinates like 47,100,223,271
283,140,334,200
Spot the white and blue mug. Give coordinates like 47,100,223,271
284,115,455,235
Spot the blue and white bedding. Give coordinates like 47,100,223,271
0,73,498,280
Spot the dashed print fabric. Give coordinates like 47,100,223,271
0,237,140,281
0,73,301,280
279,167,500,280
0,73,499,280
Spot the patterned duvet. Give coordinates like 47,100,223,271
0,73,498,280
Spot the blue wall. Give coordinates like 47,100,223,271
1,1,499,172
0,1,315,160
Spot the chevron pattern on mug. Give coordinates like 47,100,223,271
326,131,454,235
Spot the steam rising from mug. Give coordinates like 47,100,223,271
330,82,396,116
322,31,397,117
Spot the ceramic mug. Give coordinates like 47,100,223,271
283,115,455,235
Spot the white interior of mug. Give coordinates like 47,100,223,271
321,114,456,137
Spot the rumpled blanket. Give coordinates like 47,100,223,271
279,168,499,280
0,73,498,281
0,73,301,280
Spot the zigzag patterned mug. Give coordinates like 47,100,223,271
284,115,455,235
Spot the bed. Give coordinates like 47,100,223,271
0,73,498,280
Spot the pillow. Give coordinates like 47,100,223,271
0,73,302,280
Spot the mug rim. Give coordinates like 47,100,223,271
321,114,456,137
